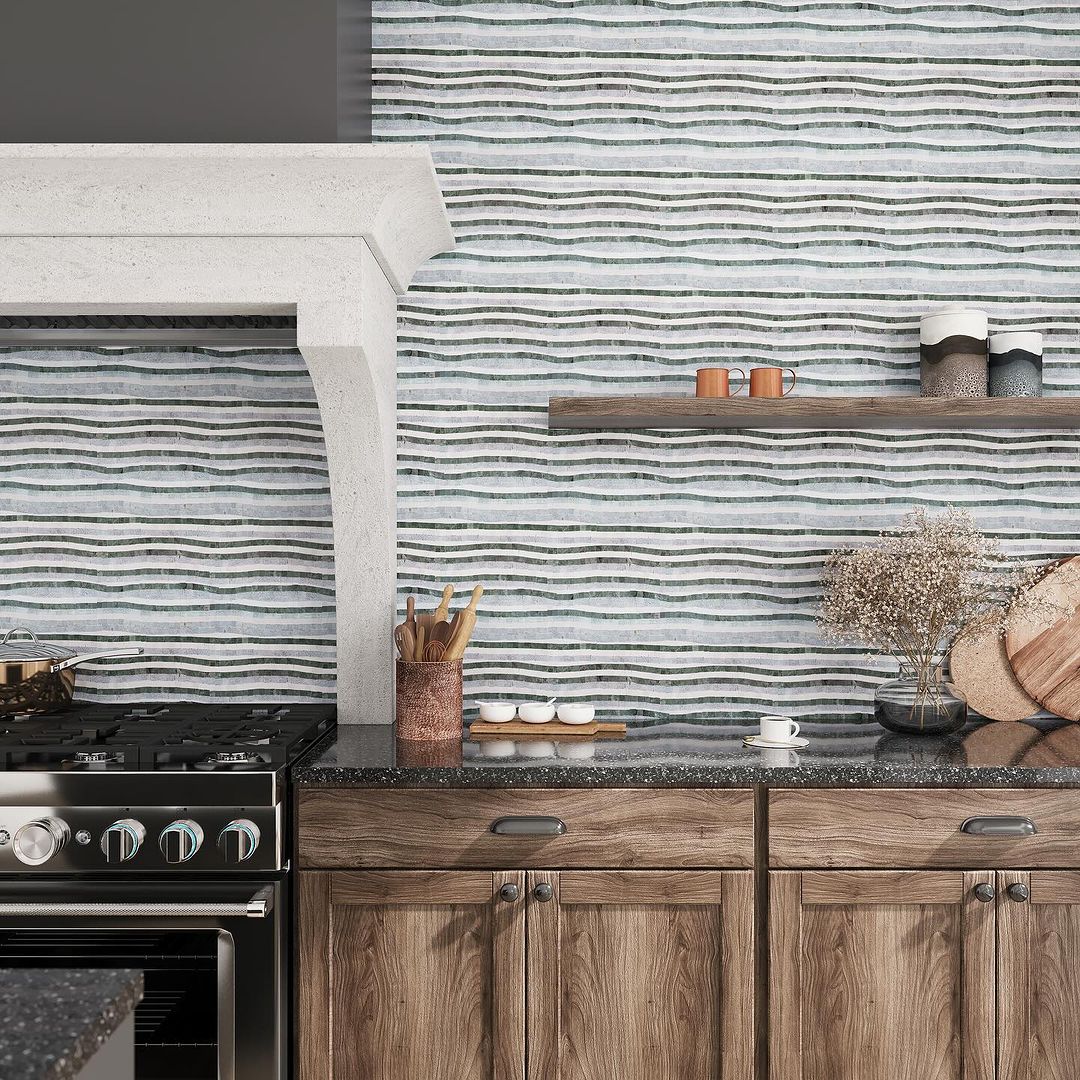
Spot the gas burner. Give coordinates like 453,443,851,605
193,750,266,772
62,750,124,771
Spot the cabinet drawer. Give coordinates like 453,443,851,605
298,787,754,869
770,789,1080,868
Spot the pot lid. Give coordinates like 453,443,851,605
0,628,76,663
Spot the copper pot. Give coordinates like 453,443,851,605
0,628,143,716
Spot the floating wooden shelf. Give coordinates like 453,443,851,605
548,395,1080,431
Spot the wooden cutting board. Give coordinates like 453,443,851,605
1005,556,1080,721
469,719,626,741
950,608,1040,722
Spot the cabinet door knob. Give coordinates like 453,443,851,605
498,883,520,902
973,883,996,903
532,883,554,902
1006,882,1030,903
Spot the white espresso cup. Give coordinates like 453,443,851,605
759,715,800,744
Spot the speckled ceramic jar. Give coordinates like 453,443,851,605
920,307,988,397
989,331,1042,397
396,659,463,741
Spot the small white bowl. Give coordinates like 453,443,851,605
477,701,516,723
557,704,595,726
517,702,556,724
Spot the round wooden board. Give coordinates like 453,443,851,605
950,608,1039,722
1005,556,1080,721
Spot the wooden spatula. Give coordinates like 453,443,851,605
405,596,416,634
444,585,483,661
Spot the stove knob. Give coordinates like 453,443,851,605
101,819,146,863
159,820,204,864
13,817,70,866
217,819,261,863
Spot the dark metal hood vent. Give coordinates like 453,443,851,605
0,315,297,348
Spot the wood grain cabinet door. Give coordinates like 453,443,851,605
525,869,754,1080
997,870,1080,1079
769,870,996,1080
298,870,526,1080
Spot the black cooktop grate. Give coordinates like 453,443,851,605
0,703,334,771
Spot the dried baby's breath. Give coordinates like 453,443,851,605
819,508,1053,681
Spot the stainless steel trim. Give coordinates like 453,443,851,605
218,930,237,1080
490,816,567,837
52,647,143,672
960,816,1038,837
0,886,273,919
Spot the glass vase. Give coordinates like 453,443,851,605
874,660,968,735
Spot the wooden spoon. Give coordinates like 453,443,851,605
444,585,484,661
430,620,453,647
394,624,415,661
413,625,426,663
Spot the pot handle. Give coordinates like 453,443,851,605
1,628,39,645
52,647,143,672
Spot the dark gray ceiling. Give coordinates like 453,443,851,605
0,0,370,142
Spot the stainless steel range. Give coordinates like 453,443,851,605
0,701,333,1080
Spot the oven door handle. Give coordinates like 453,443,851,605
0,885,274,919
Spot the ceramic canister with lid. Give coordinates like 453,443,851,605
919,307,988,397
989,331,1042,397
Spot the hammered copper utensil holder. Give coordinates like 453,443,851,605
396,659,463,741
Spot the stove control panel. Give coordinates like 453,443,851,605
0,806,281,872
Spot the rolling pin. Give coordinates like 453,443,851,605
433,584,455,624
444,585,483,661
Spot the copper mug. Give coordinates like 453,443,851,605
749,366,797,398
696,367,746,398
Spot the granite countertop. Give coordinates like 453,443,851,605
292,715,1080,788
0,969,144,1080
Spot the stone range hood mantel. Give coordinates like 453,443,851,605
0,143,455,723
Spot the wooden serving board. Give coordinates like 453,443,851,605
469,719,626,741
950,608,1040,722
1005,556,1080,721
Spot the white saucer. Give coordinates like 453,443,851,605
743,735,808,750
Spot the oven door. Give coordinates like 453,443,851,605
0,877,284,1080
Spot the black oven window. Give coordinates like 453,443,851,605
0,927,218,1078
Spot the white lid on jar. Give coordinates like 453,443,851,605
920,307,989,345
990,331,1042,354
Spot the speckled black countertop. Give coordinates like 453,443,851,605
0,969,143,1080
292,715,1080,788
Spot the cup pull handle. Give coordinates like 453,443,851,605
491,816,567,837
783,368,798,396
960,816,1038,837
729,368,746,396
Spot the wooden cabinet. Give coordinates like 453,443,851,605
997,870,1080,1079
299,868,754,1080
527,870,754,1080
770,868,1080,1080
299,870,526,1080
770,870,995,1080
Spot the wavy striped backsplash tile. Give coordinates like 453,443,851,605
377,0,1080,722
1,348,336,701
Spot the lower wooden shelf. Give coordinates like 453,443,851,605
548,394,1080,430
